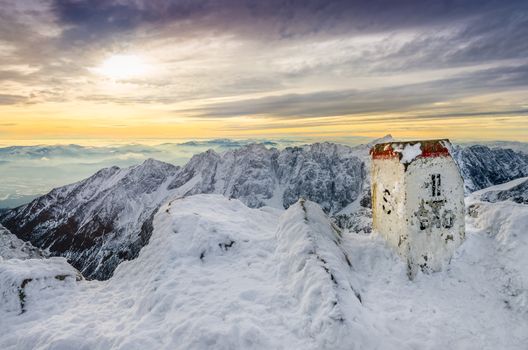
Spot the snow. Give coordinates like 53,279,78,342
4,141,528,281
1,189,527,349
0,224,44,260
275,199,367,349
470,176,528,197
394,142,422,164
0,257,81,314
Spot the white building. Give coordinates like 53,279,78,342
370,139,465,278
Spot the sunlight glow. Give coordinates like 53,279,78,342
94,54,149,80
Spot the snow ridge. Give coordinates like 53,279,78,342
168,142,366,213
0,224,44,260
275,199,366,349
478,177,528,204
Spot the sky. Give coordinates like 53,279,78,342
1,0,528,145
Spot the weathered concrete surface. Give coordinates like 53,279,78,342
371,140,465,278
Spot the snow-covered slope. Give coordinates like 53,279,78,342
474,176,528,204
0,143,366,280
0,224,44,260
1,193,526,349
275,199,368,349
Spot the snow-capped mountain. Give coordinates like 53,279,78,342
0,159,180,280
2,141,528,281
169,142,365,213
452,145,528,193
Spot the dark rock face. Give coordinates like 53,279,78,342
452,145,528,193
480,178,528,204
0,159,180,280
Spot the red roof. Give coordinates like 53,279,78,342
370,139,451,161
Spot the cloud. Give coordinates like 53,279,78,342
0,0,527,140
50,1,522,42
181,64,528,119
0,94,27,105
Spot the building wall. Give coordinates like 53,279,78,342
404,156,465,277
371,157,408,257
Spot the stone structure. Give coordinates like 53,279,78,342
370,139,465,278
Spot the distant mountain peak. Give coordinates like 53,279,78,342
368,134,394,147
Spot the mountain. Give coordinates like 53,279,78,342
452,145,528,193
0,144,366,280
2,141,528,281
1,194,526,349
169,142,365,213
0,159,180,280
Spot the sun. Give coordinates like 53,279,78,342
94,54,149,80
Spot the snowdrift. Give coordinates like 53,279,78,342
275,199,367,349
0,257,81,314
467,179,528,313
1,190,527,349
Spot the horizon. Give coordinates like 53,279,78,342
1,1,528,143
2,134,528,148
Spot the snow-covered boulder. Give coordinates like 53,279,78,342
0,257,81,314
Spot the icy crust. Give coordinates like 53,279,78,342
0,257,81,314
275,199,366,349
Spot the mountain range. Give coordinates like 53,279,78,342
1,138,528,280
